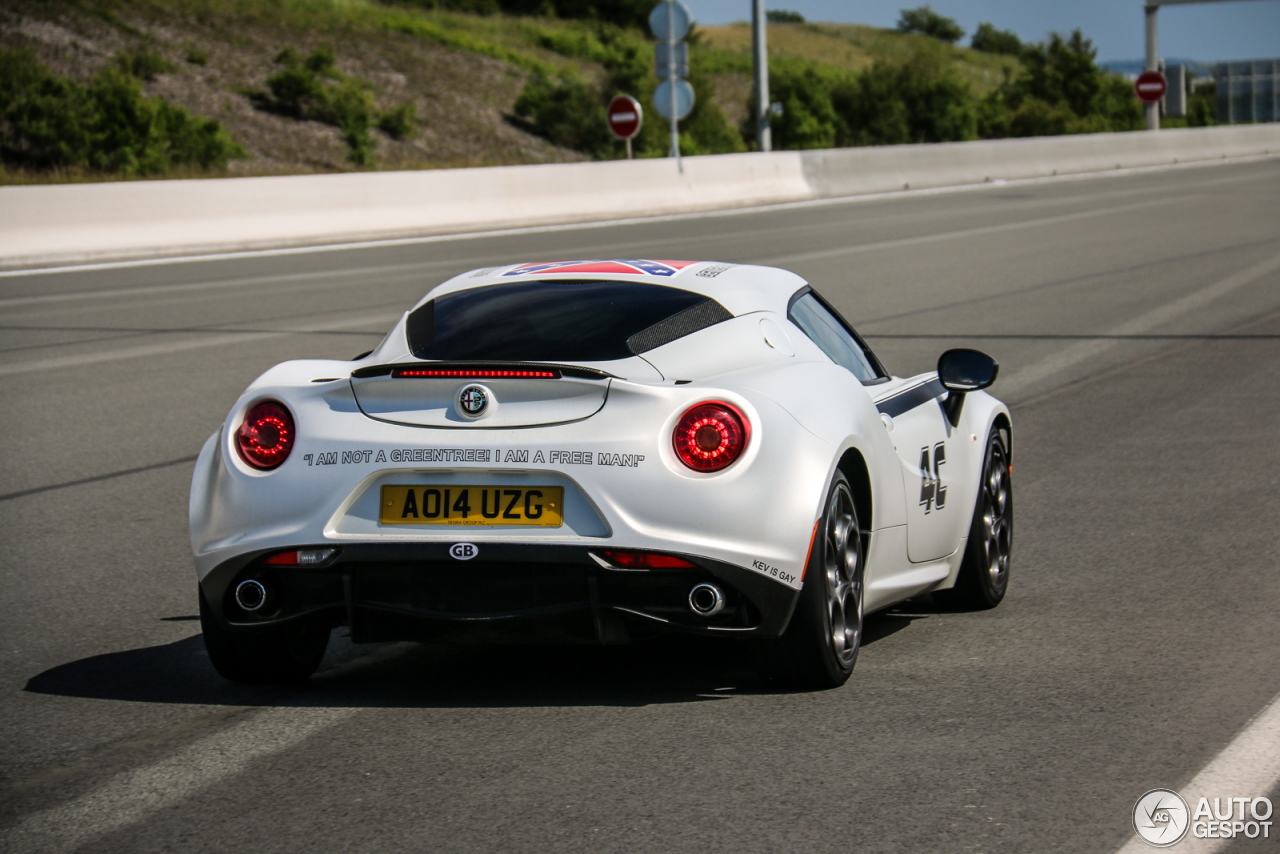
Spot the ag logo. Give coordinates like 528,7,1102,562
449,543,478,561
456,384,490,419
1133,789,1190,847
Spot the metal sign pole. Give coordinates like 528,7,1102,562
1144,3,1160,130
667,1,682,172
752,0,771,152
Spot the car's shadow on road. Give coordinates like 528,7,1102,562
24,607,931,709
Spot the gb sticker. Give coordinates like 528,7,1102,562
449,543,478,560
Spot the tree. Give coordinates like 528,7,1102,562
841,44,977,145
978,30,1141,137
766,65,849,149
970,23,1022,56
896,6,964,44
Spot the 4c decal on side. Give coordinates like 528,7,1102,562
919,443,947,514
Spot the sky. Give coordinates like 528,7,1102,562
689,0,1280,62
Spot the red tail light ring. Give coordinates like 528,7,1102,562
672,401,750,472
236,400,295,470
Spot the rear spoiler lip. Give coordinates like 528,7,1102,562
350,361,617,381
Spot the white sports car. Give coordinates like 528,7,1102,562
190,259,1012,688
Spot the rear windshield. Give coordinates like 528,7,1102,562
406,280,731,362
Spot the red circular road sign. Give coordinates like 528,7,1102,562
1135,71,1167,103
607,94,643,140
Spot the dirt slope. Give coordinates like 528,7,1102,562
1,0,587,178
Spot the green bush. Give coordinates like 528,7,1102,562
265,51,327,118
512,23,746,159
845,46,977,144
389,0,652,29
499,0,654,30
762,45,977,149
113,50,178,81
897,6,964,44
0,48,246,175
979,30,1141,137
765,64,851,149
1185,88,1216,127
834,62,906,145
513,71,613,154
264,46,380,164
378,104,417,139
970,23,1021,56
766,10,806,24
385,0,502,13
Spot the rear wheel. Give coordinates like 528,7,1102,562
199,586,329,683
764,471,864,689
935,426,1012,610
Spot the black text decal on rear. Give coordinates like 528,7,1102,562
597,453,645,467
919,443,947,513
752,558,797,585
306,446,645,470
548,451,593,465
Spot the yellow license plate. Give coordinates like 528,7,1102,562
379,485,564,526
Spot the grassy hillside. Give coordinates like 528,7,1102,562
0,0,1145,183
700,22,1019,91
692,21,1021,132
0,0,597,181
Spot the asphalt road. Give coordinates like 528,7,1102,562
2,157,1280,854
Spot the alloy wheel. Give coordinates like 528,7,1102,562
981,443,1012,592
824,483,863,667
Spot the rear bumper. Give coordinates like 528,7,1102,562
200,543,801,643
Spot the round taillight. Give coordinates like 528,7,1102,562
236,401,295,470
672,402,749,472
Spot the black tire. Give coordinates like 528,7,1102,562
935,426,1012,610
199,586,329,683
763,471,865,690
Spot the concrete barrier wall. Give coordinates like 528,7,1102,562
798,125,1280,197
1,124,1276,267
0,151,811,267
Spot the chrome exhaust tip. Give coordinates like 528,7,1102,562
688,583,725,617
235,579,268,612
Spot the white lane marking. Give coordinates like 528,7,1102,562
1002,250,1280,398
765,195,1193,265
2,707,359,853
1115,690,1280,854
0,310,400,377
2,154,1273,279
0,261,435,309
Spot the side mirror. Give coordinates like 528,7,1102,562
938,348,999,392
937,349,998,425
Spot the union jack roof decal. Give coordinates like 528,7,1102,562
503,260,698,278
